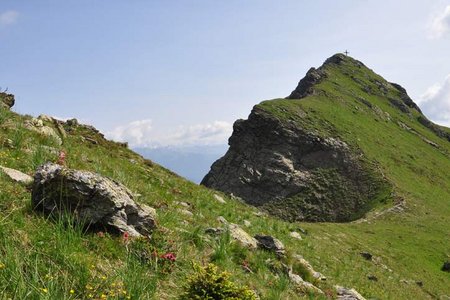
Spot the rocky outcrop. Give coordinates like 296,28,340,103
287,67,326,99
202,106,383,222
32,163,156,236
0,92,15,110
24,118,63,145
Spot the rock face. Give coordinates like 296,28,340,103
32,163,156,236
0,92,15,109
201,105,381,222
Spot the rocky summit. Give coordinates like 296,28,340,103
202,53,448,222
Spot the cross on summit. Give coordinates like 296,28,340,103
344,50,349,56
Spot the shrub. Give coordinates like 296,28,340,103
180,263,258,300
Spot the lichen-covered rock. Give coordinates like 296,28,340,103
0,92,15,109
32,163,156,236
24,118,62,145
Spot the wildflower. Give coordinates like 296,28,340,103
122,231,129,242
41,288,48,293
101,294,107,299
97,231,105,238
161,252,176,262
0,263,5,269
101,275,107,280
70,289,75,294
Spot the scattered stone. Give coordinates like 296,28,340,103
289,231,303,240
360,252,373,261
205,227,225,235
217,216,228,224
175,201,190,208
31,162,156,237
0,92,15,109
367,275,378,281
442,261,450,272
179,209,193,217
0,166,33,185
66,118,79,126
24,118,62,145
84,137,98,145
243,220,251,227
213,194,226,204
229,224,257,249
293,254,326,281
254,235,285,255
289,272,323,295
2,138,13,148
336,286,366,300
38,114,54,123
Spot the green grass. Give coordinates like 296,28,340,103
0,55,449,299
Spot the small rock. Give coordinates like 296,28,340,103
66,118,79,126
293,254,326,281
360,252,373,261
179,209,193,217
217,216,228,224
243,220,251,227
254,235,285,255
442,261,450,272
2,138,14,149
0,92,15,109
289,231,303,240
335,286,366,300
229,224,257,249
213,194,226,204
416,281,423,287
289,272,323,295
0,166,33,185
205,227,225,235
367,275,378,281
32,162,156,236
38,114,54,123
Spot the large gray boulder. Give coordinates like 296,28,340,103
32,163,156,236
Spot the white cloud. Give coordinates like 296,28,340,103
429,5,450,39
0,10,19,26
419,75,450,127
107,120,232,147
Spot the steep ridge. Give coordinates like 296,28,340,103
202,54,449,223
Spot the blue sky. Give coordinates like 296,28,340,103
1,1,450,147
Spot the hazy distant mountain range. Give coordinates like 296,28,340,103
134,144,228,183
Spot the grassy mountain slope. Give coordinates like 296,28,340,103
0,53,449,300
